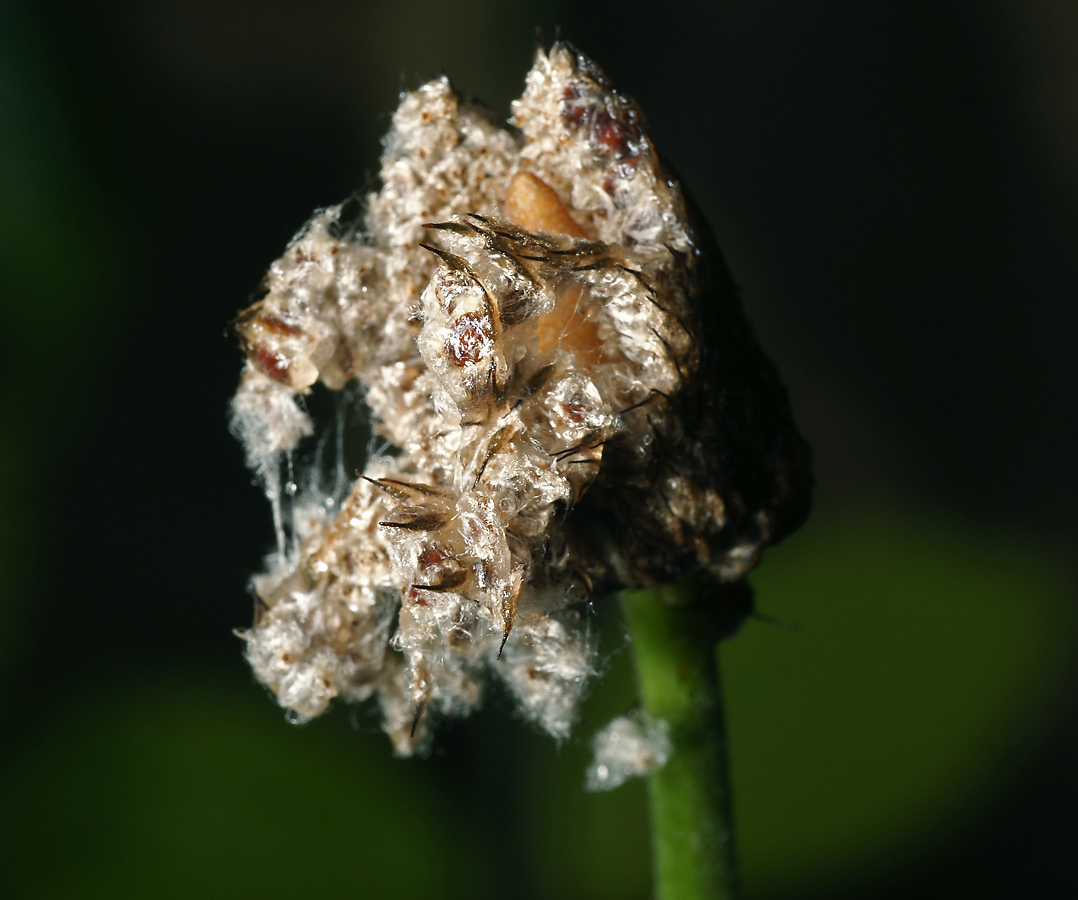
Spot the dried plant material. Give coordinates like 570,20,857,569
585,712,673,791
230,44,811,754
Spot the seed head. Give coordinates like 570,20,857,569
230,43,810,754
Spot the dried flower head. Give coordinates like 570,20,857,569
230,44,810,754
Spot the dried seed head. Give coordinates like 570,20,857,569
230,43,811,754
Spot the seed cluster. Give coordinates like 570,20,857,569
230,44,810,754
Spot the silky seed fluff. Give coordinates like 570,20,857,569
230,43,811,755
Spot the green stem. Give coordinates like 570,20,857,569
621,580,741,900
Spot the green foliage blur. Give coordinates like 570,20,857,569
3,1,1076,898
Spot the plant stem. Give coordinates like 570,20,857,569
621,579,741,900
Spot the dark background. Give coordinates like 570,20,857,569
2,1,1076,897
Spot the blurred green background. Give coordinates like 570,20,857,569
2,1,1076,897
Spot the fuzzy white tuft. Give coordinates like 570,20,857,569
585,712,673,791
